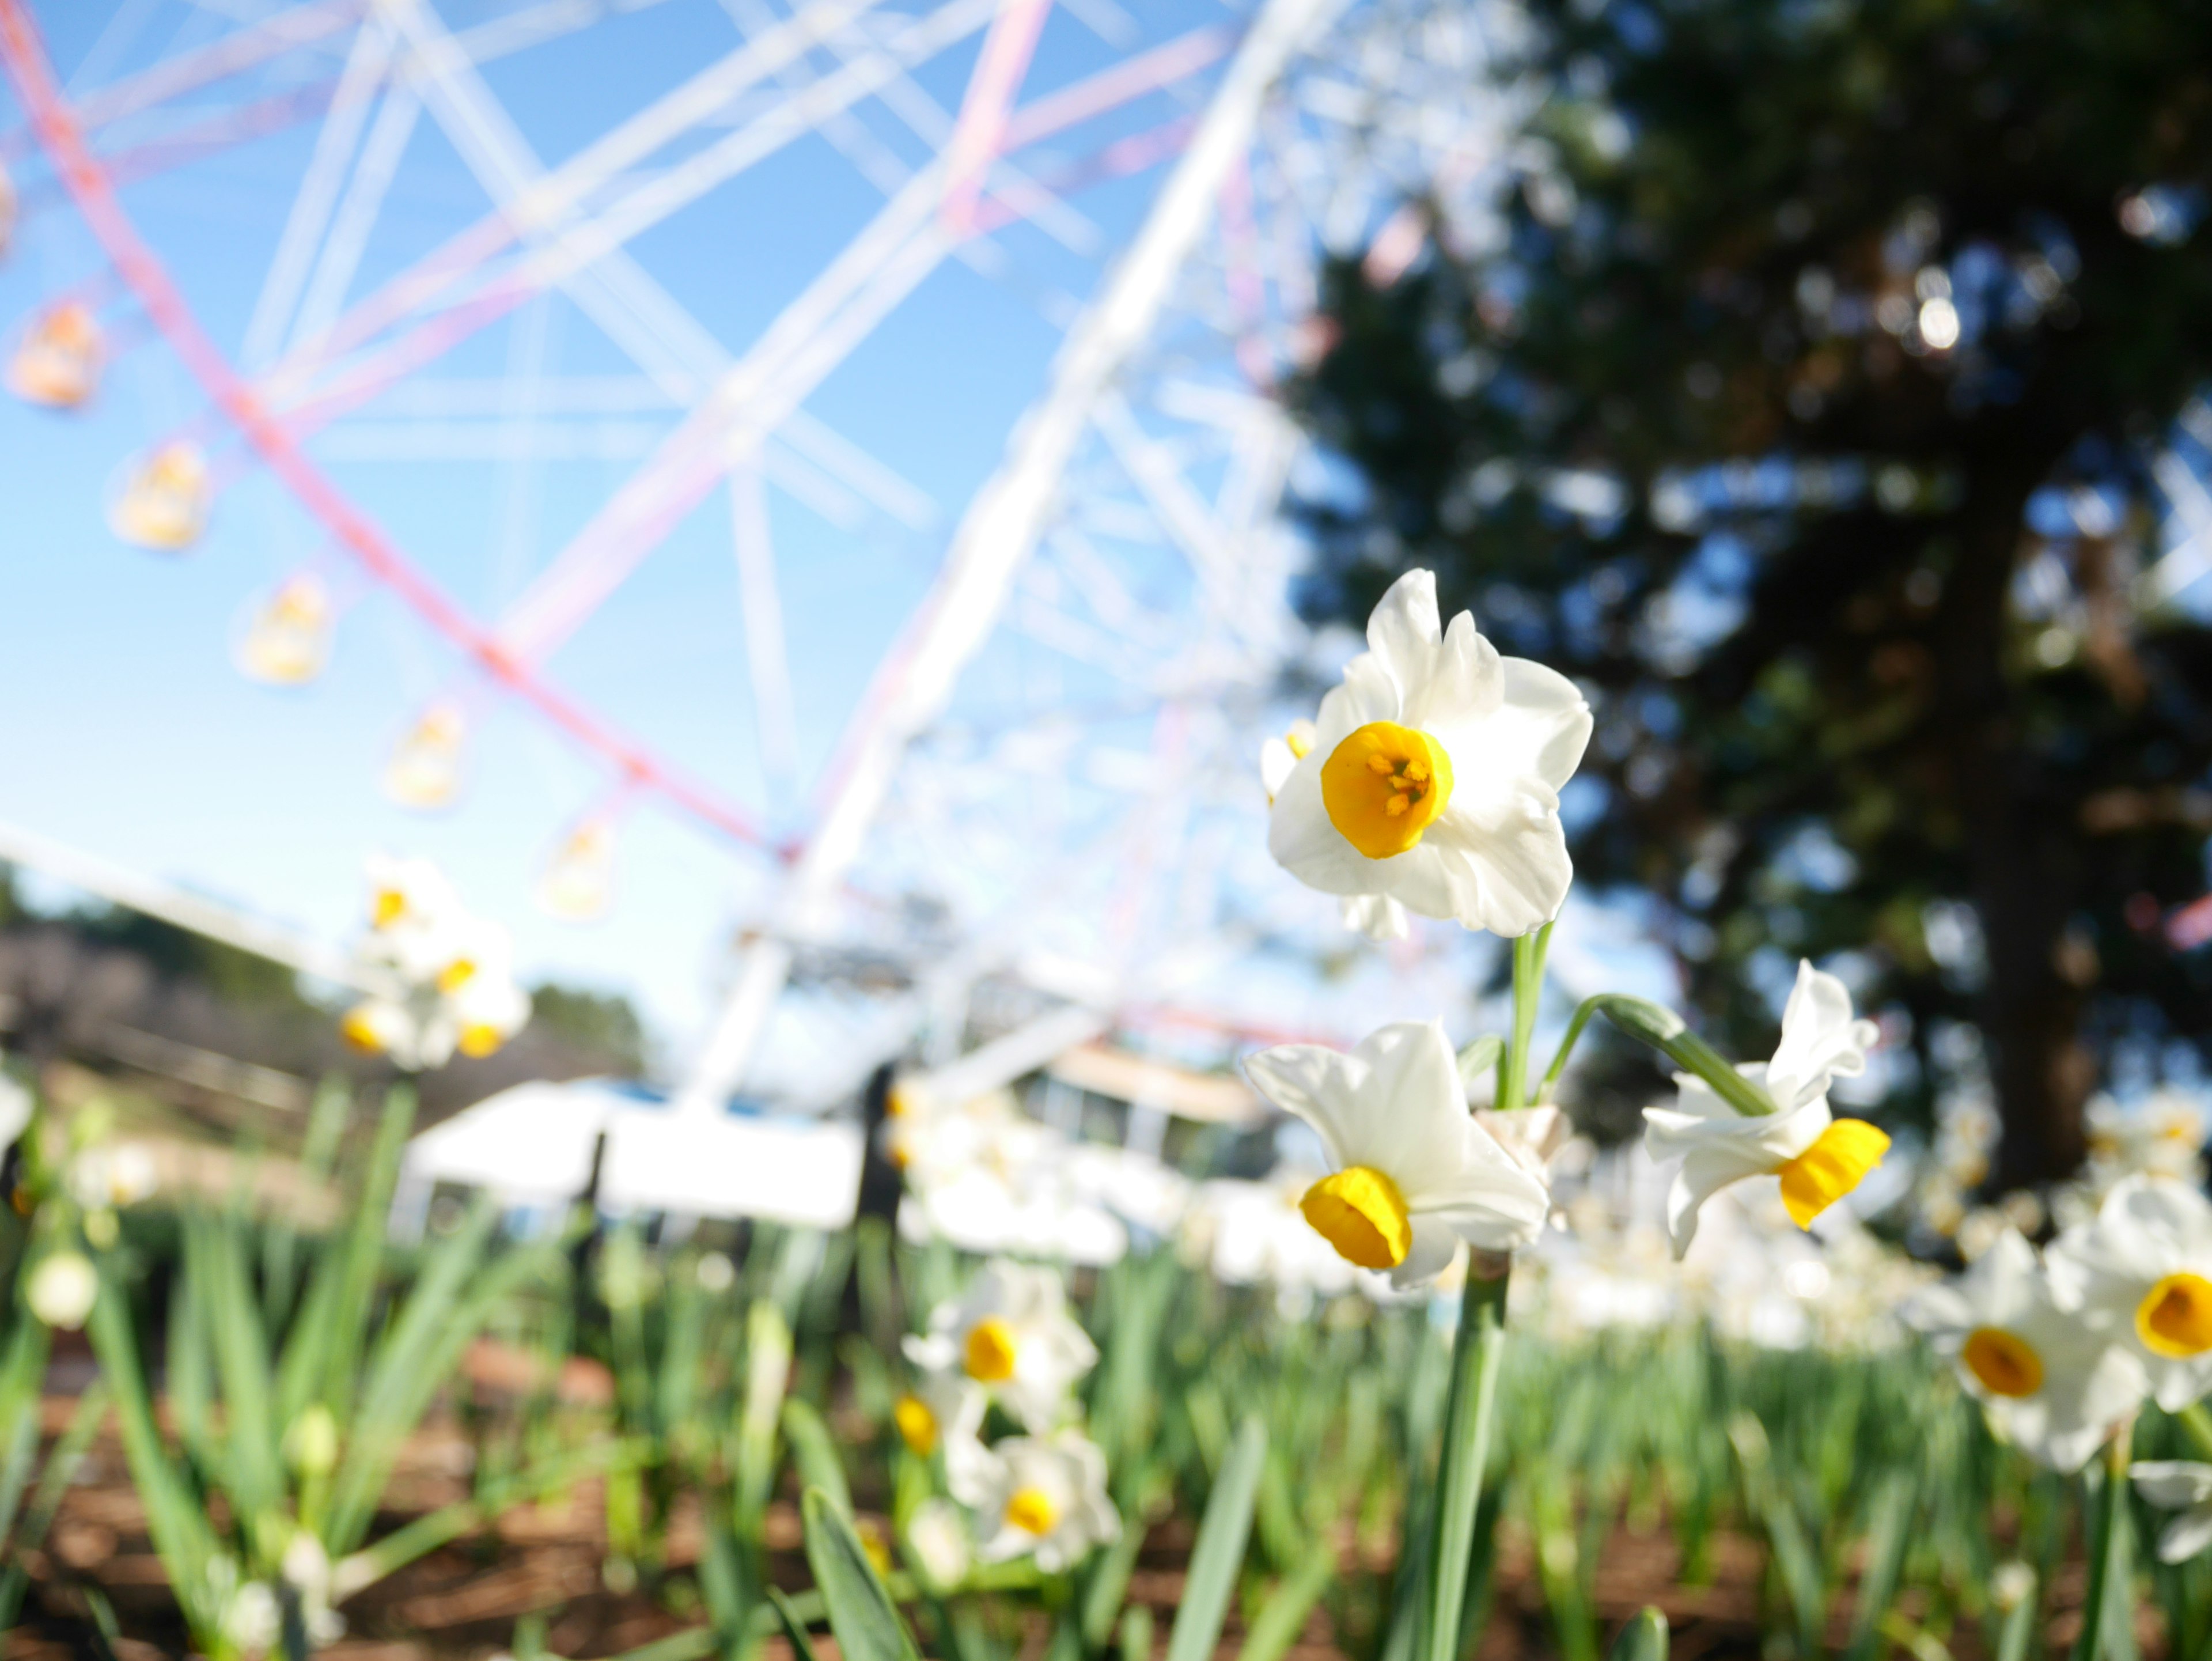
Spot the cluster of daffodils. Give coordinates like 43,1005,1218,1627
892,1259,1119,1583
1903,1175,2212,1523
342,856,530,1071
1896,1171,2212,1565
1244,570,1896,1293
887,1085,1182,1265
2084,1089,2208,1200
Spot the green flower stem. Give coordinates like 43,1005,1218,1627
1419,1261,1510,1661
1537,994,1774,1118
2073,1420,2135,1661
1497,924,1552,1113
2180,1402,2212,1462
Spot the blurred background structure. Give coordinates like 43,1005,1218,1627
0,0,1537,1153
0,0,2207,1226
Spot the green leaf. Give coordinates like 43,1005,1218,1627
1604,1609,1668,1661
1166,1414,1267,1661
769,1586,824,1661
87,1259,223,1639
783,1398,853,1516
801,1485,922,1661
320,1083,419,1417
1238,1542,1335,1661
0,1382,105,1630
1843,1477,1916,1661
1455,1035,1503,1098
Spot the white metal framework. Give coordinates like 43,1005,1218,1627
0,0,1520,1103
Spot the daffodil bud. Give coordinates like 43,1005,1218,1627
27,1250,97,1330
287,1405,340,1477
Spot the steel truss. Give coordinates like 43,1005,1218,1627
0,0,1519,1100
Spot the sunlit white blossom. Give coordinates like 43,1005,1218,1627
1267,569,1591,938
1641,960,1888,1257
1244,1020,1550,1288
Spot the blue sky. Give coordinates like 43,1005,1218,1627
0,0,1254,1055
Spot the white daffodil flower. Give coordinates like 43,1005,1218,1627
2134,1462,2212,1562
1904,1229,2146,1473
971,1431,1120,1572
1243,1020,1551,1288
2045,1176,2212,1412
28,1252,98,1331
1641,960,1889,1258
903,1497,974,1590
0,1071,30,1149
1267,569,1592,939
893,1366,993,1505
904,1258,1099,1431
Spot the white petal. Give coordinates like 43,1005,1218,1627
1313,653,1402,748
2133,1462,2212,1509
1422,788,1574,936
2161,1507,2212,1564
1390,1217,1460,1288
1365,569,1444,701
1642,1098,1828,1167
1242,1045,1361,1170
1341,894,1410,940
2150,1354,2212,1414
1496,659,1593,791
1414,1135,1550,1250
1399,609,1502,731
1765,960,1878,1112
1260,739,1296,799
1267,762,1372,897
1344,1021,1468,1176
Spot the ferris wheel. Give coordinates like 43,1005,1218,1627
0,0,1522,1102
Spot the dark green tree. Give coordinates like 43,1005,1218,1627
1292,0,2212,1189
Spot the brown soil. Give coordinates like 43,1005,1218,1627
0,1399,2127,1661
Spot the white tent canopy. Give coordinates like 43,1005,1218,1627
399,1077,864,1231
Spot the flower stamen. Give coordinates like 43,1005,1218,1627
1321,722,1455,859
